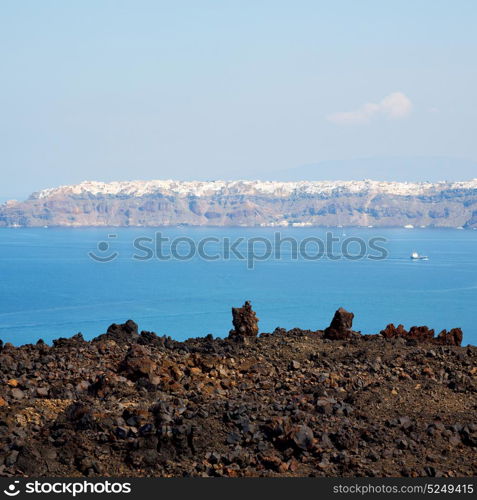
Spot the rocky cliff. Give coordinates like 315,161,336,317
1,179,477,227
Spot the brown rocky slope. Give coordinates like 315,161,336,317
0,304,475,478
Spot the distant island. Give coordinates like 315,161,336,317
1,179,477,228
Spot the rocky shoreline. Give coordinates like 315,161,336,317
0,304,475,477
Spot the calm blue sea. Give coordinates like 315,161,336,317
0,227,476,346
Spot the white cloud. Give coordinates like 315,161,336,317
327,92,413,125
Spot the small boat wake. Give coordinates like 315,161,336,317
410,251,429,260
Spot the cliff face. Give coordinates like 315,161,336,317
1,179,477,228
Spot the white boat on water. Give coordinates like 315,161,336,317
410,251,428,260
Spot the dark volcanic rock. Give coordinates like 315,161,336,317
93,319,139,344
52,333,86,348
380,324,463,346
436,328,463,346
0,307,474,478
381,324,407,339
324,307,357,340
408,326,435,342
119,344,157,380
228,301,259,338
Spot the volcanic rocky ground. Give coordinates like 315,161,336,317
0,304,475,478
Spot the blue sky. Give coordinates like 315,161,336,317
1,0,477,199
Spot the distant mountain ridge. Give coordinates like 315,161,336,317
1,178,477,228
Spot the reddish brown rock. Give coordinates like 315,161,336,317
324,307,356,340
228,301,259,338
93,320,139,344
119,344,157,380
381,323,407,339
435,328,463,346
53,333,86,348
88,375,113,398
382,324,435,342
408,326,435,342
0,307,472,478
380,324,462,346
260,452,287,472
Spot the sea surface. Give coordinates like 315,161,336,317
0,227,476,346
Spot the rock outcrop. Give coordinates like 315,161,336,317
0,307,473,478
119,344,157,381
228,301,259,338
380,324,463,346
93,320,139,344
436,328,464,346
323,307,357,340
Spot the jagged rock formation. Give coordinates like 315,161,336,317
323,307,357,340
228,301,259,338
119,344,157,381
380,324,463,346
436,329,464,346
1,178,477,227
0,307,473,478
93,320,139,344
